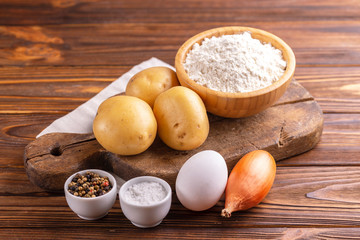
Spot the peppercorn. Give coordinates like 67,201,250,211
68,171,113,198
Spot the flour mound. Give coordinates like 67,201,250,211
183,32,287,93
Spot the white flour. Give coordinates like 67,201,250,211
124,181,167,205
183,32,287,93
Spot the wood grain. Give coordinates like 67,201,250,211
0,22,359,67
2,166,360,229
0,0,359,26
0,66,359,114
1,0,360,238
1,228,360,239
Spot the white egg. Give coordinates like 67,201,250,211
175,150,228,211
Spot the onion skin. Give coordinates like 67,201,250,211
221,150,276,218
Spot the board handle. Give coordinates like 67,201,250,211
24,132,109,192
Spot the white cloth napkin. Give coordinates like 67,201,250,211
37,57,175,138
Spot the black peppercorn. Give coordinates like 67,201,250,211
68,171,113,198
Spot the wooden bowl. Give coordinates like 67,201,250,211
175,26,296,118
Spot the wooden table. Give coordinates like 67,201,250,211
1,0,360,238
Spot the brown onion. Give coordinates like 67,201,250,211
221,150,276,218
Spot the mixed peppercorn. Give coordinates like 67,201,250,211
68,171,112,198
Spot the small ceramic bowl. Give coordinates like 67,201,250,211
175,26,296,118
64,169,117,220
119,176,172,228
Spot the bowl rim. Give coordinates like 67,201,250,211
119,176,172,209
64,169,117,201
175,26,296,98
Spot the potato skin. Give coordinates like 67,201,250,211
125,67,179,108
93,95,157,155
153,86,209,151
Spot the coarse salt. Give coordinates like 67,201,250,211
124,181,167,206
183,32,287,93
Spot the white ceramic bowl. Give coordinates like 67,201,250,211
64,169,117,220
119,176,172,228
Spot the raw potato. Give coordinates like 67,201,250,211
93,95,157,155
153,86,209,151
125,67,180,108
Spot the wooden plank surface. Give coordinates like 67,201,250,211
0,22,359,66
2,166,360,228
1,0,360,238
1,66,360,114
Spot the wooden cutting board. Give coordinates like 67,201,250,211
24,80,323,192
